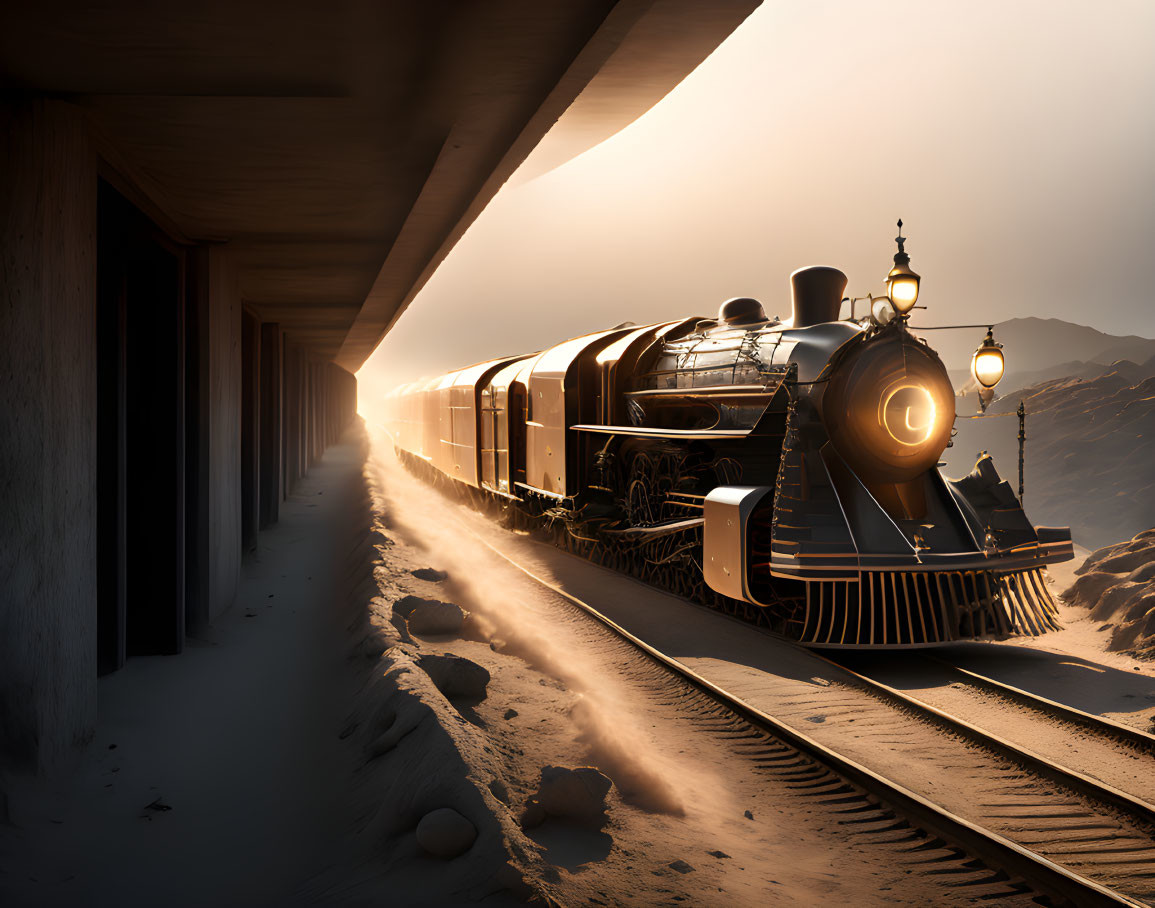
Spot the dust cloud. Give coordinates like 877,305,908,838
364,425,735,822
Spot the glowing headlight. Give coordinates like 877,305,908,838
880,384,937,446
821,326,956,486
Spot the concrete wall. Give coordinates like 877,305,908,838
0,100,98,771
207,248,243,620
0,103,356,777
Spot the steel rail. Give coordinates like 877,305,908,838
929,658,1155,756
459,523,1143,908
816,651,1155,826
813,652,1155,832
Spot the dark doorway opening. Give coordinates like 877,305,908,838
97,179,186,674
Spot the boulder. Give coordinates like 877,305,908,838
416,807,477,858
407,600,466,636
417,654,490,700
411,567,449,582
533,766,612,822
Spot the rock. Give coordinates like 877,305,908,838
411,568,449,582
743,809,754,820
518,797,547,830
503,708,518,720
668,860,694,874
534,766,612,822
707,850,730,859
407,600,466,636
416,807,477,858
417,654,490,700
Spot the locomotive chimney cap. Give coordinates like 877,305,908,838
718,297,767,326
790,266,848,328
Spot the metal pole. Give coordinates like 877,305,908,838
1017,400,1026,502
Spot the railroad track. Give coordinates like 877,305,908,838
933,658,1155,757
461,525,1151,907
819,650,1155,895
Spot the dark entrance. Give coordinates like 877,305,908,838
96,179,186,674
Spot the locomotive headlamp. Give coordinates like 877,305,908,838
886,220,921,315
971,328,1005,389
881,384,938,447
822,327,956,486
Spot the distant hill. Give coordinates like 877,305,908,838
948,355,1155,396
926,317,1155,382
942,361,1155,549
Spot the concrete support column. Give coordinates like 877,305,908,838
0,100,97,772
240,309,260,553
186,246,242,627
259,323,283,529
283,343,300,494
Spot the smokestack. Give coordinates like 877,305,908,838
790,266,847,328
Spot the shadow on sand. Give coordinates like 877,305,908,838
936,642,1155,717
833,642,1155,719
525,820,613,870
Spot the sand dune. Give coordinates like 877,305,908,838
1063,530,1155,657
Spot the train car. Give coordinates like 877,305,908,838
385,230,1073,648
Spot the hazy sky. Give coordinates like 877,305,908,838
360,0,1155,394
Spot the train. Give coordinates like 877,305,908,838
383,233,1073,648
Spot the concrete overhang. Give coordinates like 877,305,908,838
1,0,760,369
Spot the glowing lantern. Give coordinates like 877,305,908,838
886,219,921,315
972,329,1005,389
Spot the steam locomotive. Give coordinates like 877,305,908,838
384,239,1072,648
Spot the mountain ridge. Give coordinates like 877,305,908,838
927,316,1155,383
